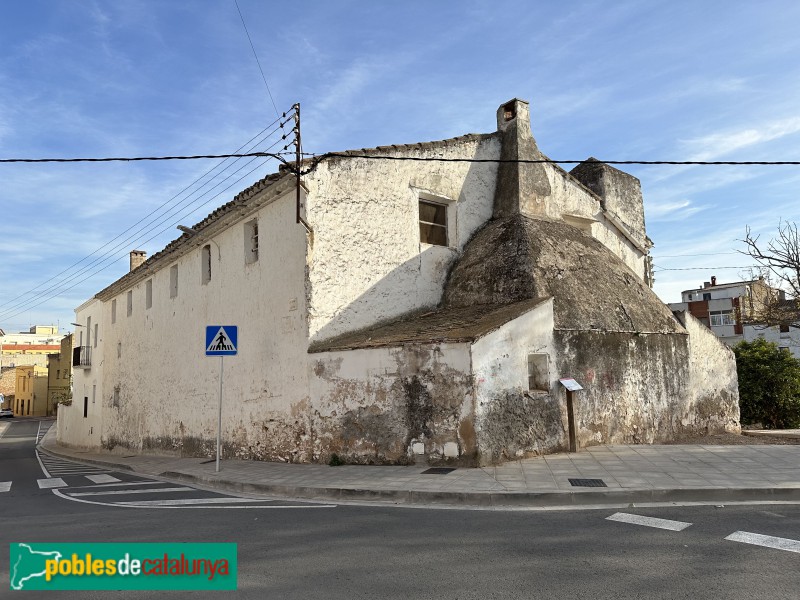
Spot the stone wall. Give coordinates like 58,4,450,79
674,310,740,433
309,343,474,464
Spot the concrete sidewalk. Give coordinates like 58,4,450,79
38,428,800,508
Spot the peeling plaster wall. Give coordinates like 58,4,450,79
61,190,312,460
471,299,565,464
554,330,690,447
58,298,105,449
309,343,473,464
303,136,501,343
675,310,741,432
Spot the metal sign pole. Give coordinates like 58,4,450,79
216,355,223,472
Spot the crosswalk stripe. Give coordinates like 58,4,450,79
85,474,120,484
725,531,800,553
0,482,11,492
68,487,195,497
606,512,692,531
38,478,67,489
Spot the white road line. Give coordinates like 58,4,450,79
51,488,337,509
725,531,800,553
67,486,195,497
70,481,162,489
37,478,67,489
606,512,692,531
85,474,120,484
115,497,334,507
0,481,11,492
35,450,51,478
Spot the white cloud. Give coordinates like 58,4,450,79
683,116,800,161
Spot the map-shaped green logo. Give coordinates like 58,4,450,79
10,543,63,590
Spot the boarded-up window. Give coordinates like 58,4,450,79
527,353,549,392
202,245,212,284
419,200,447,246
111,299,117,324
146,279,153,309
127,290,133,316
170,265,178,298
244,219,259,264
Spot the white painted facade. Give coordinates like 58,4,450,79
58,98,735,465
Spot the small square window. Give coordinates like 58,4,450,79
419,200,448,246
780,324,790,333
527,353,549,392
703,292,711,301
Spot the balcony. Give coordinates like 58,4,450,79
72,346,91,368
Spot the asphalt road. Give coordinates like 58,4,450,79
2,418,799,599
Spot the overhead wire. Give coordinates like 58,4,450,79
234,0,280,118
0,109,299,320
0,155,279,323
0,115,294,312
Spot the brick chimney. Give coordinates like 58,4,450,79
492,98,551,219
129,250,147,272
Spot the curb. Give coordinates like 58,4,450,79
39,441,800,509
160,470,800,507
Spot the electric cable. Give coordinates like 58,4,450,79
0,114,296,314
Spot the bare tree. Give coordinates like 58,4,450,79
741,221,800,329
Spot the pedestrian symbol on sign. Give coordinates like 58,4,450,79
205,326,238,356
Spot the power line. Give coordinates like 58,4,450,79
234,0,280,118
0,151,291,164
295,154,800,175
0,119,291,313
0,118,295,315
2,152,799,167
0,109,300,320
0,155,277,324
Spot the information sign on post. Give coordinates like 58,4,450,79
206,326,238,472
559,377,583,453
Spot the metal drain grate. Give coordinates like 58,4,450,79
422,467,456,475
569,478,607,487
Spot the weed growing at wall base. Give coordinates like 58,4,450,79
9,543,237,591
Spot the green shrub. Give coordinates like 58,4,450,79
734,338,800,428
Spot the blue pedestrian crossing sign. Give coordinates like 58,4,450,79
206,325,238,356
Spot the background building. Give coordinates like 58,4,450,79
14,365,48,417
668,276,800,357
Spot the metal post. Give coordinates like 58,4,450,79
216,355,223,472
566,389,578,453
294,103,301,224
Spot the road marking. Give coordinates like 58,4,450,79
0,481,11,492
52,488,337,510
37,478,67,489
116,497,316,506
67,486,195,497
85,474,120,484
725,531,800,553
606,512,692,531
70,481,164,489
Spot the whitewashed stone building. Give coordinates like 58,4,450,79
59,99,739,465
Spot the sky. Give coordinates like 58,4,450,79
1,0,800,335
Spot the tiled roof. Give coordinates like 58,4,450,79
308,298,549,353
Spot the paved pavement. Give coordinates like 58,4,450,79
38,426,800,508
